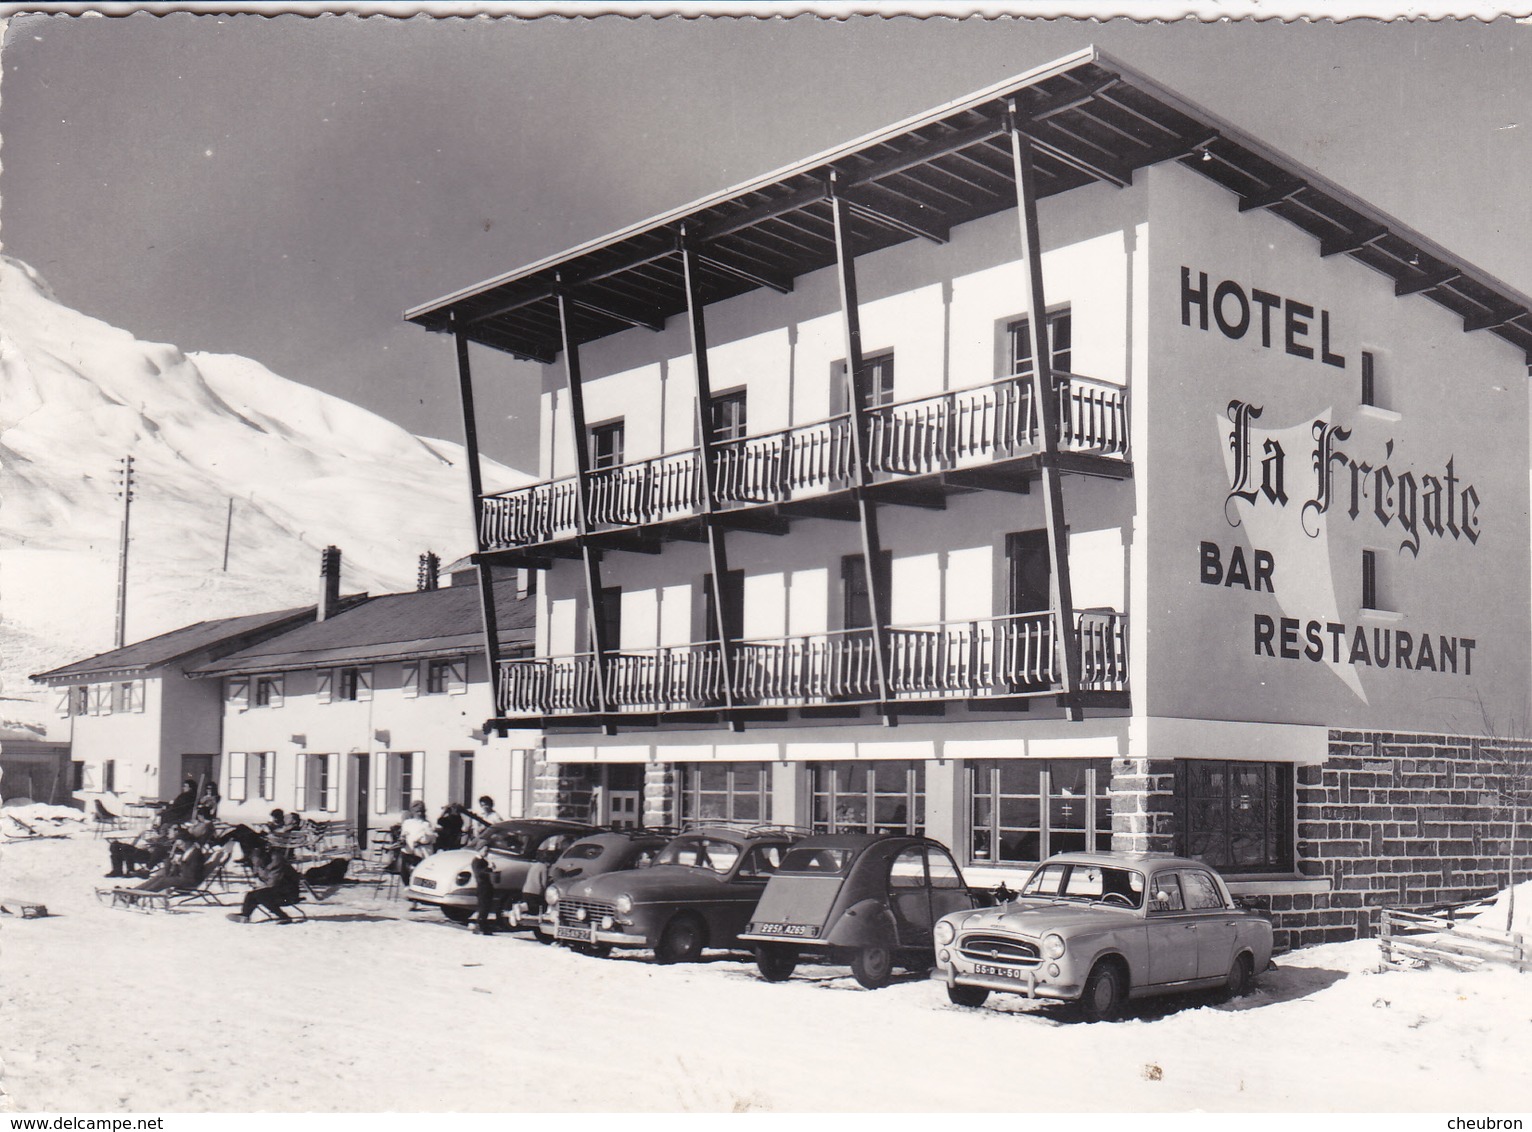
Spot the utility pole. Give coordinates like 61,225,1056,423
222,497,234,572
114,455,135,648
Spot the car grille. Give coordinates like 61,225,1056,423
557,898,616,926
958,935,1041,966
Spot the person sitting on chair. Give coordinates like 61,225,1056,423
228,846,301,924
195,783,221,822
106,824,173,878
397,802,436,884
157,779,199,829
128,827,208,892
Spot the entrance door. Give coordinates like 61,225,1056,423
180,754,219,797
604,764,645,829
352,753,370,844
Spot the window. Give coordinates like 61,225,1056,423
426,659,450,695
1362,549,1395,613
1007,530,1052,615
337,667,360,701
589,420,625,470
73,687,89,715
423,658,467,696
231,752,273,803
452,752,475,808
253,675,284,709
1008,309,1072,378
1361,350,1377,407
968,759,1112,864
858,353,895,410
598,587,622,653
1360,349,1394,411
375,752,423,815
811,761,924,835
678,762,773,824
226,677,250,711
295,752,339,813
102,759,116,794
1174,759,1293,872
840,553,890,631
72,762,85,792
701,570,744,642
710,390,748,441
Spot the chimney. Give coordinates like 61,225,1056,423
417,551,441,592
318,545,342,621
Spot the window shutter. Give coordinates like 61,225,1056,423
259,754,274,801
269,675,285,710
374,753,390,815
447,658,468,696
325,753,340,813
131,680,146,713
93,685,111,716
316,669,333,705
410,752,423,805
227,677,250,710
294,755,309,812
55,687,72,718
111,683,125,713
229,754,248,802
401,662,419,700
357,666,373,703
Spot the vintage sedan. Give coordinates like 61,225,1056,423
931,852,1274,1020
547,825,801,962
739,834,991,989
532,828,671,940
404,818,595,922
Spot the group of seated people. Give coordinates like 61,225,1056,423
384,796,503,883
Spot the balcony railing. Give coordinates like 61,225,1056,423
476,374,1127,551
496,611,1126,716
713,415,857,506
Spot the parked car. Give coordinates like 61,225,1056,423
405,818,596,922
533,828,672,942
546,825,803,962
931,852,1274,1020
738,834,991,988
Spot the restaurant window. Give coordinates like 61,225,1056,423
589,420,625,470
678,762,773,824
710,390,748,442
1175,759,1293,872
811,761,924,835
1008,308,1072,378
968,759,1112,864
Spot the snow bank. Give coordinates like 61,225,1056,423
1468,880,1532,935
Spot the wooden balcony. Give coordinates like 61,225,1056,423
495,610,1127,723
476,372,1129,555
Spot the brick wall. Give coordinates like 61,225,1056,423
1110,756,1177,854
643,762,677,829
1263,729,1532,950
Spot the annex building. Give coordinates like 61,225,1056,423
406,48,1532,947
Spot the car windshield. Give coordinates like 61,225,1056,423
779,846,855,875
654,836,742,873
485,830,532,855
560,843,606,861
1021,862,1145,908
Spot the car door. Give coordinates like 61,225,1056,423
722,843,783,940
888,845,936,948
1144,870,1200,985
1181,868,1239,979
926,844,976,920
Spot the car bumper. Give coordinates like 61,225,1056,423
932,963,1083,1003
737,931,830,948
406,889,476,909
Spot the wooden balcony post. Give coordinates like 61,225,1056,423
555,284,614,718
1007,104,1083,720
679,229,740,724
829,172,895,722
450,315,506,730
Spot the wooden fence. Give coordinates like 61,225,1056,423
1379,907,1529,973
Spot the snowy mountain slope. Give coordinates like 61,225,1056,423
0,255,529,729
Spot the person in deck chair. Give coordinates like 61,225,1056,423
105,823,173,878
228,846,301,924
158,779,199,829
128,827,208,892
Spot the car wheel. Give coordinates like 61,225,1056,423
754,944,798,983
1078,960,1126,1022
573,942,613,959
946,983,990,1008
1222,952,1254,1000
850,946,894,989
441,907,473,924
655,914,705,964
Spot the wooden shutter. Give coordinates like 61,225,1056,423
316,669,333,705
260,753,275,801
409,752,423,805
374,752,390,815
269,676,285,710
324,753,340,813
294,755,309,812
401,662,419,699
227,677,250,710
229,754,248,802
357,666,373,703
131,680,146,713
447,658,468,696
54,687,72,718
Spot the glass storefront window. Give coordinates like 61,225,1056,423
678,762,773,825
811,761,925,835
969,759,1111,864
1176,759,1292,871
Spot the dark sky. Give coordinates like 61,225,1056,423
3,14,1529,470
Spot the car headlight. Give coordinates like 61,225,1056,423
544,886,560,905
1042,933,1066,960
455,871,473,887
615,893,634,915
934,919,955,945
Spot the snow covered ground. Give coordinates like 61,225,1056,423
2,831,1529,1115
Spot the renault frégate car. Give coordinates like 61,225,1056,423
547,825,803,962
405,819,595,922
532,828,672,942
931,852,1274,1020
739,834,992,988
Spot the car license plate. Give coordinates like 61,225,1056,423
972,962,1026,979
557,925,594,943
412,877,437,890
753,922,817,938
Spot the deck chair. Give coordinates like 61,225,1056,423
170,845,236,907
247,897,307,923
300,856,353,901
93,799,128,838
